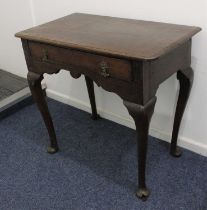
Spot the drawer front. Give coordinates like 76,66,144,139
28,42,132,82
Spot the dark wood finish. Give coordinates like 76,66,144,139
28,42,132,82
85,76,99,120
27,72,59,154
15,13,201,60
124,97,156,200
170,67,194,157
16,13,201,200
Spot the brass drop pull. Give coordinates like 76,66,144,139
100,61,110,78
42,49,49,62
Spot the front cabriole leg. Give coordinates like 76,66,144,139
124,97,157,201
170,67,194,157
27,71,59,154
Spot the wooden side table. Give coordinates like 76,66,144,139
15,13,201,200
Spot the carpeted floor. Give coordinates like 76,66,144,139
0,98,207,210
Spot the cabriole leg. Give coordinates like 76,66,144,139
85,76,100,120
170,67,194,157
27,72,59,154
124,97,157,201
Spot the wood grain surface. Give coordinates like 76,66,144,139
15,13,201,60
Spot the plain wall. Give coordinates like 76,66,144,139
0,0,34,77
1,0,207,155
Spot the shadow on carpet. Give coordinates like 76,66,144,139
0,98,207,210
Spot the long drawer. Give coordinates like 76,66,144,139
28,42,132,82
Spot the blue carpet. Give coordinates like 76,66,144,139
0,98,207,210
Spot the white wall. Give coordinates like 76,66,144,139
0,0,34,77
1,0,207,155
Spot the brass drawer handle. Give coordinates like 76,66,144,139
100,61,110,78
42,49,49,62
41,49,70,67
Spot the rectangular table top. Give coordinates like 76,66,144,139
16,13,201,60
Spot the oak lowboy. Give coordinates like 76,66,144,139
16,13,201,200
